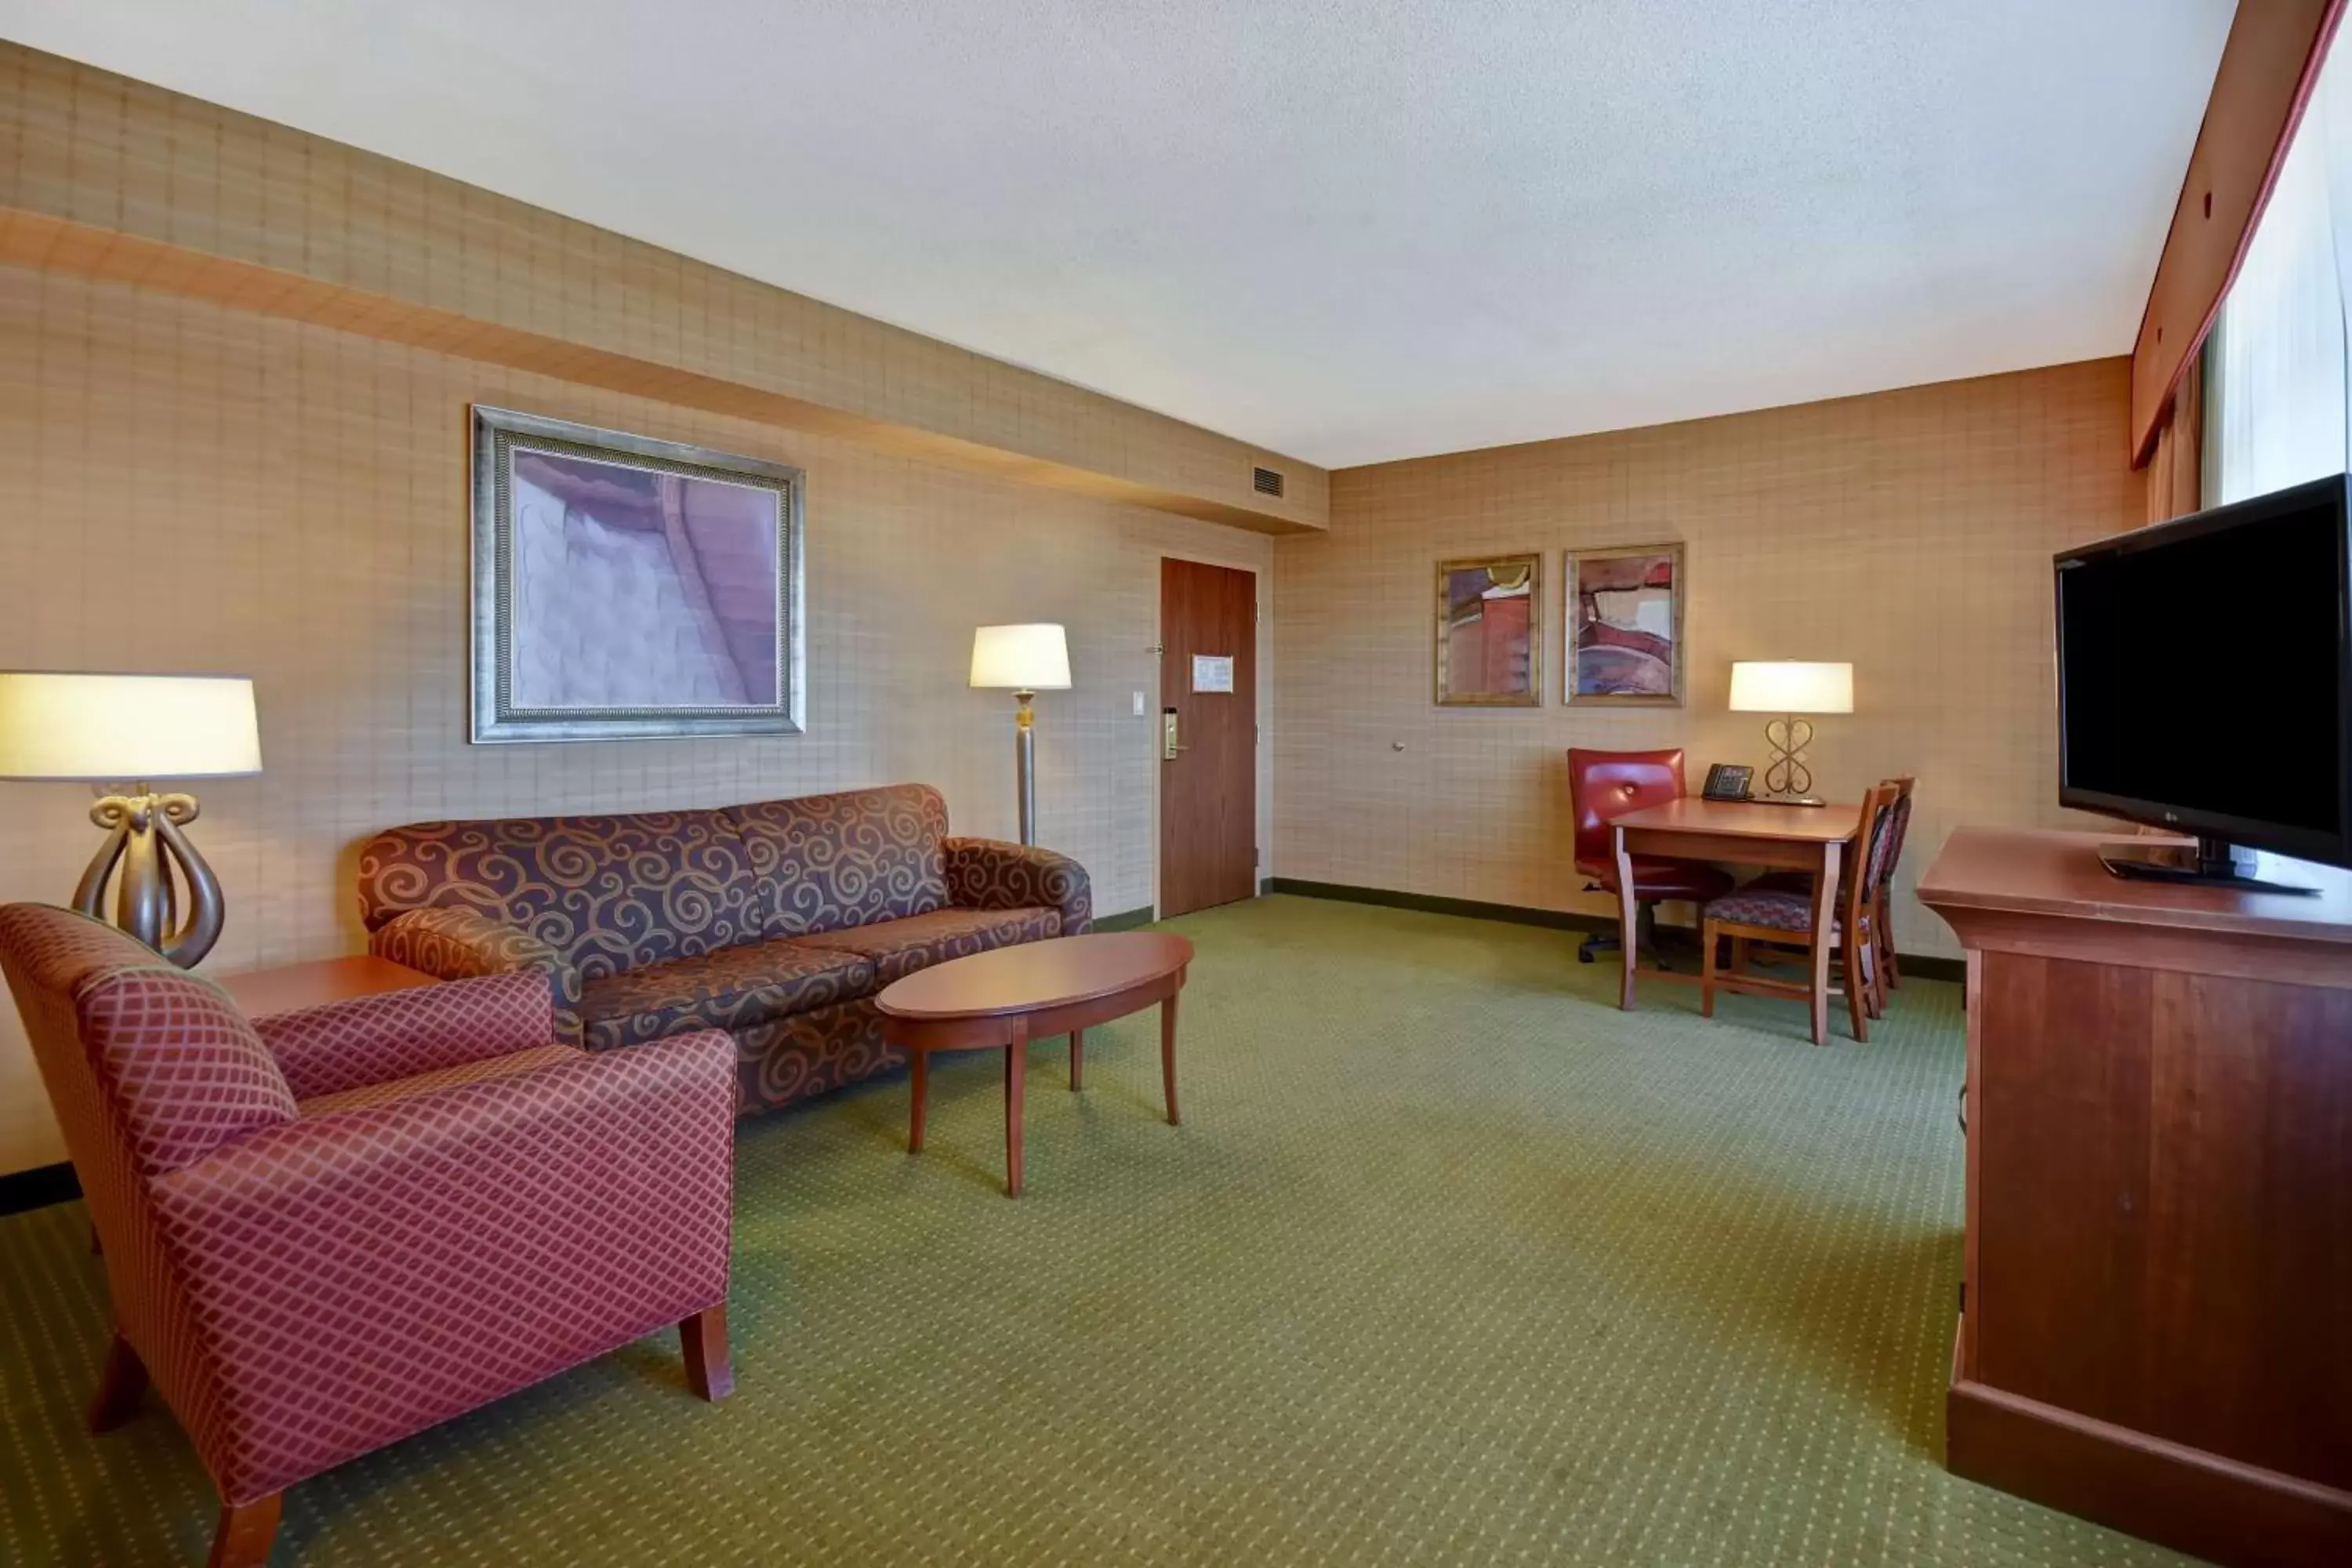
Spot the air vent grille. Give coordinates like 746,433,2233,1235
1252,466,1285,499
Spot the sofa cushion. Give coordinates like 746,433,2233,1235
726,784,952,937
790,906,1062,985
355,808,763,980
579,938,877,1051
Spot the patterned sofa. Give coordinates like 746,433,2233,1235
357,784,1092,1113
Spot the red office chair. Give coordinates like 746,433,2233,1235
1567,748,1736,965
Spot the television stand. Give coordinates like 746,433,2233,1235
2097,835,2318,895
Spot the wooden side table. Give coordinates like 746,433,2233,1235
876,932,1194,1197
215,956,437,1020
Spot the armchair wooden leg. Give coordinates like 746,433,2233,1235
681,1305,733,1402
87,1330,147,1433
206,1494,281,1568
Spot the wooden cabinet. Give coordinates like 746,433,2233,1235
1919,829,2352,1567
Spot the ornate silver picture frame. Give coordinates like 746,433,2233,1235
470,406,806,743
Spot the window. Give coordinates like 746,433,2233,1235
2205,34,2352,506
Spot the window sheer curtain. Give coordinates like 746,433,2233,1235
2207,34,2352,505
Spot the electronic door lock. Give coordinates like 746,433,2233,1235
1162,708,1188,760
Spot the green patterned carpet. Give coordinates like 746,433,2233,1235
0,895,2192,1566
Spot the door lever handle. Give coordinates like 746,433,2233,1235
1162,709,1189,760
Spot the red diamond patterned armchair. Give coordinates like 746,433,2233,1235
0,903,738,1568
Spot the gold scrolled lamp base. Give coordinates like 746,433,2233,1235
73,789,227,969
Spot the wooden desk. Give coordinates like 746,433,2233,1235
216,956,437,1020
1920,827,2352,1566
1609,797,1859,1043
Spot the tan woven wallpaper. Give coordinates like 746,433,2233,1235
1272,358,2138,958
0,267,1273,1171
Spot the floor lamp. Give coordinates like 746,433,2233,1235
0,673,263,967
1728,661,1852,806
969,625,1070,846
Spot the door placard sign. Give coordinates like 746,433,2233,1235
1191,654,1235,694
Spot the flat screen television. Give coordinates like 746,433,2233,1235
2054,471,2352,891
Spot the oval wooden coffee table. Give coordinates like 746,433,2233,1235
876,931,1194,1197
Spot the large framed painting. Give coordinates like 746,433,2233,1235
470,406,806,742
1435,554,1542,706
1565,543,1684,706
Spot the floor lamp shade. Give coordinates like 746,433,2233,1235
969,626,1069,847
1727,662,1852,804
0,673,262,967
968,625,1072,691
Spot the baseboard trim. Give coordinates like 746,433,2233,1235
0,1160,79,1217
1948,1371,2352,1566
1266,877,1613,935
1092,906,1157,933
1264,877,1965,983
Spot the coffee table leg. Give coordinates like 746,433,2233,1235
1069,1029,1084,1091
1161,991,1181,1127
1004,1023,1027,1198
909,1047,928,1154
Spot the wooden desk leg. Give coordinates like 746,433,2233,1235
1004,1019,1028,1198
1069,1028,1084,1091
1612,824,1640,1011
908,1046,929,1154
1161,989,1182,1126
1808,840,1842,1047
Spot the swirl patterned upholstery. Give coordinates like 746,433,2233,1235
358,784,1094,1114
0,902,738,1565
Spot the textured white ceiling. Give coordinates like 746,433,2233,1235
1,1,2234,468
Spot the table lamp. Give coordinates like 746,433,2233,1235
0,673,262,967
1728,661,1852,807
969,626,1070,845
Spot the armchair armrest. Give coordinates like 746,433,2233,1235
253,971,554,1101
943,837,1092,934
370,906,584,1046
149,1028,735,1501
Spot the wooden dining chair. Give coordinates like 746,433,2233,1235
1870,776,1917,995
1697,781,1904,1044
1742,773,1915,1017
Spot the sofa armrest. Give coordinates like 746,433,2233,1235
253,971,554,1101
942,837,1092,934
370,906,584,1047
150,1028,735,1500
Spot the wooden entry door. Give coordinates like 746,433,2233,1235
1159,559,1257,916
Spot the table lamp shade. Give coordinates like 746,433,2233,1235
0,673,262,780
1728,661,1853,715
969,625,1071,691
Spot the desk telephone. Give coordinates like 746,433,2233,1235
1700,763,1755,803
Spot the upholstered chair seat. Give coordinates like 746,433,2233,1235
1698,886,1864,937
1592,855,1739,902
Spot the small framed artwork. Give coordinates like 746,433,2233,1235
470,406,806,742
1565,543,1685,706
1435,554,1542,706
